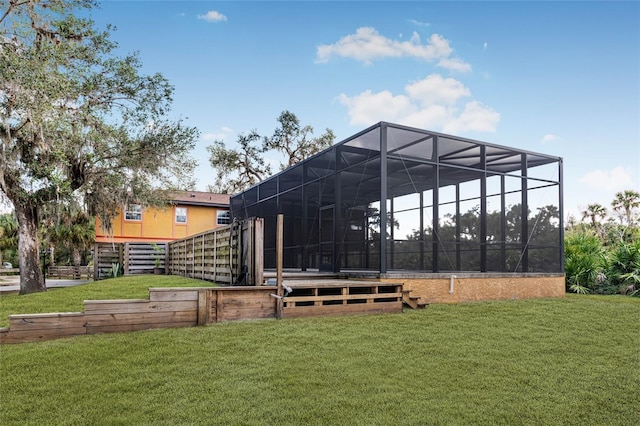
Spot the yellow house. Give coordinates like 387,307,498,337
95,192,230,243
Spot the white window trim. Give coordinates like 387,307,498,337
125,204,142,221
175,207,187,224
217,210,231,225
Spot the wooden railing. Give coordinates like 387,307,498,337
282,281,404,318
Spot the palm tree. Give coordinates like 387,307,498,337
68,211,95,266
611,190,640,226
50,211,95,267
581,203,608,229
0,213,18,266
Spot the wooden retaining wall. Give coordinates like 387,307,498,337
0,280,404,344
201,287,276,323
0,288,202,344
0,287,277,344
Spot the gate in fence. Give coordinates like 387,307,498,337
93,242,168,279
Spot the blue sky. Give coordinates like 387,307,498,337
92,0,639,221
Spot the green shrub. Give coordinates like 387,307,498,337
606,239,640,296
564,230,606,293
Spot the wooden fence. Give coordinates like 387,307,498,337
169,218,263,286
93,242,169,279
94,242,123,279
48,266,93,279
123,242,168,275
93,218,262,285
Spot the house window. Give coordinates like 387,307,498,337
217,210,231,225
125,204,142,221
175,207,187,224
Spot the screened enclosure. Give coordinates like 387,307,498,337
231,122,563,274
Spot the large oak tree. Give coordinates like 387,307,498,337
207,110,334,194
0,0,197,294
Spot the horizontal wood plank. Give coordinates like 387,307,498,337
9,313,86,331
149,289,201,301
283,301,403,318
284,293,402,303
85,311,197,327
0,327,88,344
84,300,196,314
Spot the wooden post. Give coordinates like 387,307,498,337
93,243,99,280
215,291,223,323
120,243,126,275
276,214,284,319
254,218,264,286
202,234,205,280
192,237,195,278
164,243,169,275
213,231,217,283
197,288,209,325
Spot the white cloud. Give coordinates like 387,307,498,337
316,27,470,72
443,101,500,134
198,10,227,23
409,19,431,27
405,74,471,106
202,127,234,141
483,41,488,50
337,74,499,133
579,166,634,191
540,134,561,144
337,90,415,125
437,57,472,73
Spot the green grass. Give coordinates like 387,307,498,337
1,286,638,425
0,275,213,327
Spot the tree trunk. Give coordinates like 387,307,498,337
15,204,46,294
73,246,81,267
49,245,55,267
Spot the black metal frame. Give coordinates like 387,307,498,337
231,122,564,274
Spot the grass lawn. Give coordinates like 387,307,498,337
0,275,213,328
0,279,638,425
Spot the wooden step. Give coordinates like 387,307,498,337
402,290,427,309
